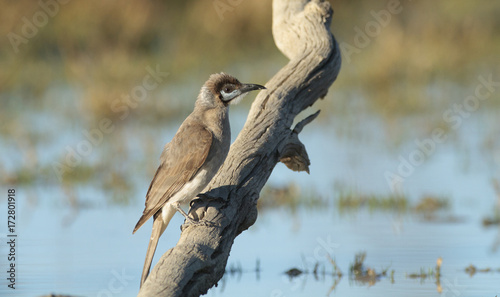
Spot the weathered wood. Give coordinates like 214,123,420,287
137,0,341,296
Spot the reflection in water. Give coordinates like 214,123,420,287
1,101,500,296
244,252,451,296
1,59,499,297
1,1,500,296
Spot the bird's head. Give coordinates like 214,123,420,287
197,73,266,108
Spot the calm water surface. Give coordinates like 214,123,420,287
0,103,499,297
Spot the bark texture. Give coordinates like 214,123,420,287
137,0,341,296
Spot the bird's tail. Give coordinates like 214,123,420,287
140,206,177,287
140,215,162,287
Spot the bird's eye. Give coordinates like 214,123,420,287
220,85,239,102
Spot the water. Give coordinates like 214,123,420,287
1,96,499,296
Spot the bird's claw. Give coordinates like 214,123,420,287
180,218,219,231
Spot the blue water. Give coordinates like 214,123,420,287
0,103,499,296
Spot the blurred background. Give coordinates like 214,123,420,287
0,0,499,296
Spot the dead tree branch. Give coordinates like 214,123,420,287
138,0,341,296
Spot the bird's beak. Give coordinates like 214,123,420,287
226,83,265,105
240,83,266,94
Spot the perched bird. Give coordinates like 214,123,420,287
133,73,265,287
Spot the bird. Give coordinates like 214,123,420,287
133,73,265,287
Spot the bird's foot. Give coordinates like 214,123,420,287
174,202,220,231
180,220,219,232
173,202,199,224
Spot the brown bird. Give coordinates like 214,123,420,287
133,73,265,287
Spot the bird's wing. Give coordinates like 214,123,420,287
133,124,213,233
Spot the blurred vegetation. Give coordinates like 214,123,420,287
330,184,465,223
2,0,499,117
1,0,499,207
259,183,456,221
1,0,274,121
482,179,500,227
349,252,389,286
258,183,325,212
331,0,500,117
335,187,408,212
